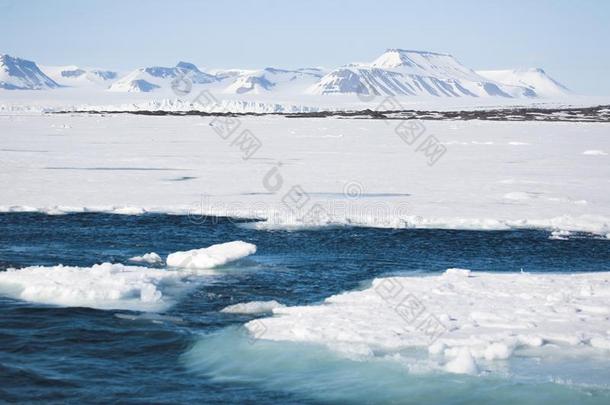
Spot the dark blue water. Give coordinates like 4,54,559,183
0,213,609,404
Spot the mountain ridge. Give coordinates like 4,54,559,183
0,50,572,99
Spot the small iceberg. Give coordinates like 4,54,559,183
166,241,256,269
128,252,163,264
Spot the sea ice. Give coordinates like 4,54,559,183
128,252,163,264
1,115,608,235
221,300,285,314
444,348,479,374
246,270,610,375
166,241,257,269
0,263,201,311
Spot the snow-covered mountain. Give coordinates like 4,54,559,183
41,65,119,88
310,49,537,98
1,50,574,100
220,67,324,95
109,61,217,92
0,54,60,90
476,68,571,98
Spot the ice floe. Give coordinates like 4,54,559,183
0,241,256,310
221,300,285,314
245,269,610,375
0,263,202,311
166,241,257,269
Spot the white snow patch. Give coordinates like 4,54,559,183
166,241,256,269
582,150,608,156
221,300,285,314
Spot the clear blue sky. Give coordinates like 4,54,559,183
2,0,609,95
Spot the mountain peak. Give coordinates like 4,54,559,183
371,48,456,70
384,48,452,57
0,54,60,90
522,67,546,74
176,61,199,71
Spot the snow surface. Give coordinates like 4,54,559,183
0,114,608,235
166,241,257,269
246,269,610,375
221,300,285,314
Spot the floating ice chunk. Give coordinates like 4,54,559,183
550,229,571,240
483,342,514,360
221,300,285,314
0,263,198,311
166,241,257,269
128,252,163,264
582,150,608,156
112,206,147,215
444,348,478,374
444,268,471,277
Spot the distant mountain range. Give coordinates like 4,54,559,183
0,50,571,99
42,65,118,87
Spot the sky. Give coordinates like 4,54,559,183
1,0,609,95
